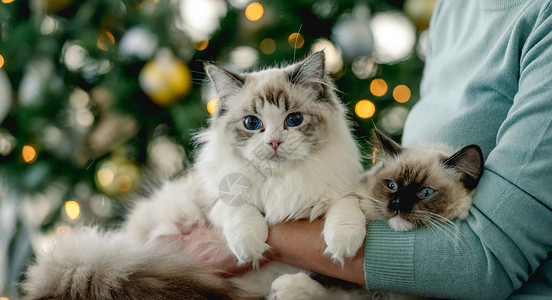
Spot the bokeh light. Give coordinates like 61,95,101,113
207,98,218,114
229,0,250,9
378,106,410,135
370,79,388,97
97,30,115,51
0,130,16,156
64,200,80,220
245,2,264,21
148,135,185,177
179,0,227,42
229,46,259,70
116,175,133,193
370,11,416,64
393,85,411,103
62,41,88,71
260,38,276,54
0,54,4,69
90,195,112,218
119,26,158,59
95,159,140,195
40,15,59,36
311,38,343,74
288,33,305,49
97,167,115,187
352,56,377,79
416,30,429,60
22,145,37,163
355,100,376,119
1,0,15,3
194,39,209,51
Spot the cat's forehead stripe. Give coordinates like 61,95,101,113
252,87,291,111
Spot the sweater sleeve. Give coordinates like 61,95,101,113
363,3,552,299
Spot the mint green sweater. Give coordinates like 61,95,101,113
363,0,552,298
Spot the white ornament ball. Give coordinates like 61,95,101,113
119,26,158,60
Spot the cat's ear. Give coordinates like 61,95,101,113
288,51,326,94
444,145,484,190
372,129,402,157
204,63,245,105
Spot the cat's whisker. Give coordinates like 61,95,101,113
415,211,469,254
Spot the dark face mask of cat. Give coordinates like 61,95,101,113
366,129,484,231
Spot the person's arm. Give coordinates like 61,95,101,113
266,219,366,285
362,2,552,299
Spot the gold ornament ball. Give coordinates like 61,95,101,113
403,0,437,30
95,156,141,196
139,50,192,107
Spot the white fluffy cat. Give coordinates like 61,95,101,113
23,51,367,299
269,130,484,300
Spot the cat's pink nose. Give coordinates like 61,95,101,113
268,140,283,151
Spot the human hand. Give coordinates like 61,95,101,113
157,223,269,277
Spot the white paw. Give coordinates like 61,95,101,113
226,221,270,267
269,273,327,300
148,221,181,241
323,221,366,264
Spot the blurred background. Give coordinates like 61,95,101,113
0,0,434,297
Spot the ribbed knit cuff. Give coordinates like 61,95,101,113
363,221,416,292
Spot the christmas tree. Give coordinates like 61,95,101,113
0,0,433,297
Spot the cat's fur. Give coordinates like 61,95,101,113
360,129,484,231
22,227,236,300
22,51,367,299
271,129,484,299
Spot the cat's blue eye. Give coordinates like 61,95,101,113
285,112,303,127
387,180,398,191
244,116,262,130
418,187,435,198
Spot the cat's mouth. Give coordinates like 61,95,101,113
390,210,411,221
388,213,415,231
267,151,286,162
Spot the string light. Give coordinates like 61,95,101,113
393,85,411,103
65,200,81,220
260,38,276,54
207,98,218,114
288,33,304,49
355,100,376,119
245,2,264,21
370,79,388,97
22,145,37,163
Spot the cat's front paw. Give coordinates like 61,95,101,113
323,219,366,264
226,221,270,267
269,273,328,300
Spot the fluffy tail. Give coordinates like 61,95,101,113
22,227,235,300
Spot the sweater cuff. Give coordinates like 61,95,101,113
363,221,416,292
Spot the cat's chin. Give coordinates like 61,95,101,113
387,215,415,232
